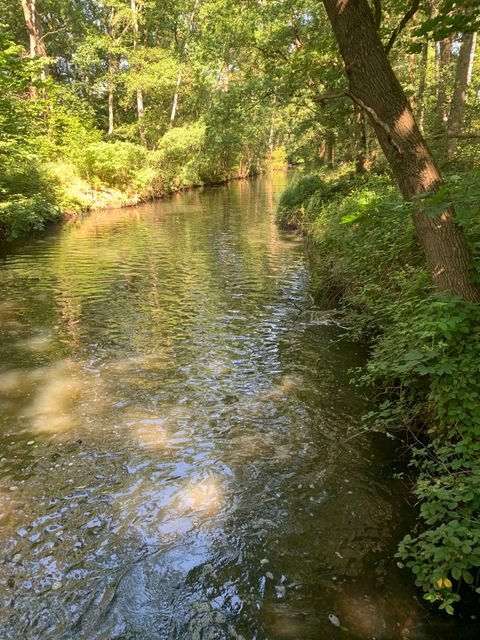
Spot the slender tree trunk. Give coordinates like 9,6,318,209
107,7,116,136
169,69,182,126
354,105,368,173
108,56,115,136
318,138,327,162
322,0,480,301
268,94,277,154
447,32,477,157
20,0,47,95
416,38,429,133
326,131,335,168
169,0,199,127
131,0,146,144
436,36,452,132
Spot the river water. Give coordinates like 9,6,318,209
0,175,477,639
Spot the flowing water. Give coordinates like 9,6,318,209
0,175,478,639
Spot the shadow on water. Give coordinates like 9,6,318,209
0,174,478,639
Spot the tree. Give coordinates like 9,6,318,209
322,0,480,301
130,0,145,143
447,31,477,156
20,0,47,94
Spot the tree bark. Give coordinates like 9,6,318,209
131,0,146,144
322,0,480,301
436,36,452,133
20,0,47,95
416,38,428,133
447,32,477,158
326,131,335,168
20,0,47,58
354,105,368,173
108,55,115,136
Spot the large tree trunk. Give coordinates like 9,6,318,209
322,0,480,301
20,0,47,58
447,32,477,157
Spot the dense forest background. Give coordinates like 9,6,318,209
2,0,478,238
2,0,480,617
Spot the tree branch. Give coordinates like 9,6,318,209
346,91,403,154
372,0,382,29
385,0,420,55
38,27,66,44
313,91,348,104
430,131,480,140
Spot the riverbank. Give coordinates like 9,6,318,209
277,166,480,615
1,128,284,241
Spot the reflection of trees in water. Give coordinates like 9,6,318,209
1,176,464,639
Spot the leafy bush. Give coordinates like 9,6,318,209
369,296,480,613
79,141,148,190
149,122,206,192
0,194,61,239
277,169,480,613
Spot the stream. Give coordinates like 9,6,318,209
0,174,478,639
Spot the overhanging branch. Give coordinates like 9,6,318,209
385,0,420,55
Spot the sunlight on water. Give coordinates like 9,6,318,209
131,418,168,449
177,478,223,516
25,361,83,435
0,176,477,640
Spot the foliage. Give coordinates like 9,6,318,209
277,169,480,613
79,141,148,190
277,174,325,227
0,194,61,239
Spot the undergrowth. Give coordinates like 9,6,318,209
277,168,480,614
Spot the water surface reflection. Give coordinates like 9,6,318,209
0,176,477,639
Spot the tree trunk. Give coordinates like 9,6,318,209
436,36,452,133
108,56,115,136
326,131,335,168
322,0,480,301
354,105,368,173
107,7,116,136
169,0,199,127
447,32,477,158
169,69,182,127
416,39,429,133
20,0,47,57
131,0,146,144
20,0,47,95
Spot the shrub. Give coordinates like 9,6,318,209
277,169,480,613
79,141,148,190
0,194,61,239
